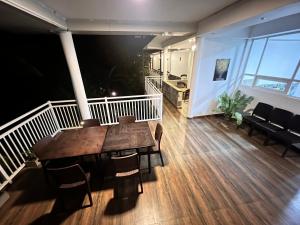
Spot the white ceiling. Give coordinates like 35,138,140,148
40,0,238,23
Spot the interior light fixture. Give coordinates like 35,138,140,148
192,44,196,51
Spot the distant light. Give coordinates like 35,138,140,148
192,44,196,51
111,91,117,97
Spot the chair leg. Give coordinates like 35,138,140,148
248,127,254,136
114,179,119,199
159,151,164,167
86,184,93,206
281,147,290,157
264,135,270,146
147,147,151,174
138,173,143,194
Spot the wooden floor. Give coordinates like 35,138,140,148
1,100,300,225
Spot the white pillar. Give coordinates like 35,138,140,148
163,48,168,80
187,37,203,118
59,31,91,120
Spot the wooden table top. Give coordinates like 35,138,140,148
103,122,155,152
33,126,108,161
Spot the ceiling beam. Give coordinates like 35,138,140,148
67,19,197,35
1,0,67,30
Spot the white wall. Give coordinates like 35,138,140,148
188,33,247,117
169,50,190,77
241,87,300,114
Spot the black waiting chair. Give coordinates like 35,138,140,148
81,119,100,128
46,163,93,208
140,123,164,167
118,116,136,124
244,102,273,136
272,115,300,157
111,153,143,198
252,108,293,145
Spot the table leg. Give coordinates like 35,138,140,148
41,160,49,184
147,146,151,174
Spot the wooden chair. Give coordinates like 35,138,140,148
46,163,93,208
118,116,136,124
140,123,164,167
81,119,100,128
111,153,143,198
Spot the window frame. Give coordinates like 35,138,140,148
241,31,300,98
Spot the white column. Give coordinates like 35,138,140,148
163,48,168,80
59,31,91,120
187,37,202,118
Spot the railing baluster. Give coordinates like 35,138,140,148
12,132,27,156
7,134,25,162
23,125,35,146
29,120,40,141
3,137,22,166
45,110,55,134
0,153,13,174
16,129,29,154
0,142,18,170
58,107,67,129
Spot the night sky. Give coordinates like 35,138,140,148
0,33,153,125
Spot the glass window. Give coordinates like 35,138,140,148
255,79,287,92
258,40,300,78
244,39,266,74
241,74,255,86
289,82,300,97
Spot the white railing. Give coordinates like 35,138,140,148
145,76,162,94
0,92,162,191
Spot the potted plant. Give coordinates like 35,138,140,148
215,90,254,125
23,149,41,168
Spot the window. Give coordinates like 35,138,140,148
255,79,287,92
289,82,300,97
241,32,300,98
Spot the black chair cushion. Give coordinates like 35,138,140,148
252,102,273,120
268,108,293,129
288,115,300,133
273,131,300,145
254,122,284,134
243,115,266,124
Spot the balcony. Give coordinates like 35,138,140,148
0,79,162,191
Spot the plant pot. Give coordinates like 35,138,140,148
25,159,41,168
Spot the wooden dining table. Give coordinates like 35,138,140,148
103,121,155,173
33,126,108,162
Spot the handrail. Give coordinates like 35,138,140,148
0,102,50,131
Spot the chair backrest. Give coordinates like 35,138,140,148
111,153,139,174
252,102,273,121
155,123,163,144
288,114,300,134
81,119,100,128
180,74,187,79
268,108,293,129
118,116,136,124
32,135,53,158
46,164,87,186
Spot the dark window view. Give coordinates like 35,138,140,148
0,33,153,125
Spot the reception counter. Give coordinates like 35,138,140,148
162,80,189,108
